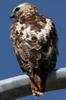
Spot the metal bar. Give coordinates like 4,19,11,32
0,68,66,100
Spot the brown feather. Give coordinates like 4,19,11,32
10,3,58,97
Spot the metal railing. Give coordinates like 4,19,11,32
0,68,66,100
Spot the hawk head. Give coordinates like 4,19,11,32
10,2,38,19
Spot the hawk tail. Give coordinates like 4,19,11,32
29,67,47,97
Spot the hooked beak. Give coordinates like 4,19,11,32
10,12,15,18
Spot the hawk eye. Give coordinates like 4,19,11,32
15,7,20,12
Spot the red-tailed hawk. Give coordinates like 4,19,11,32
10,2,58,97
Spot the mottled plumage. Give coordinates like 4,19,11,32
10,3,58,97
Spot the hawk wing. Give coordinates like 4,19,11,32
10,22,42,73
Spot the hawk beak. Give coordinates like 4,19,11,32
10,12,15,18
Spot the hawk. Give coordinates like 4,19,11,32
10,3,58,97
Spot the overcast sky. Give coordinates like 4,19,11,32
0,0,66,100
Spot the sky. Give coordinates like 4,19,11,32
0,0,66,100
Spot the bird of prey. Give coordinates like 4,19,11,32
10,2,58,97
